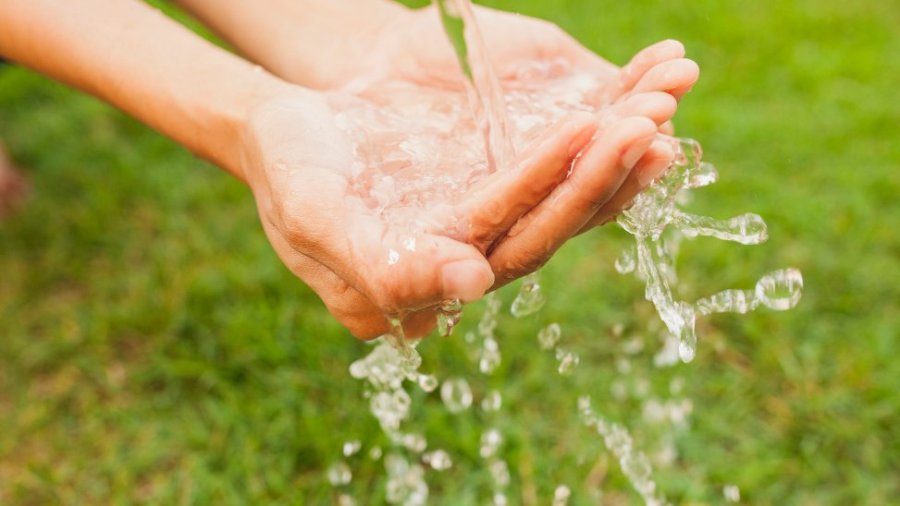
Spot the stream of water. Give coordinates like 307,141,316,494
326,1,803,504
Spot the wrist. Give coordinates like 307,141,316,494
213,70,310,184
274,0,413,88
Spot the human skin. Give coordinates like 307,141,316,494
173,1,699,282
0,0,694,339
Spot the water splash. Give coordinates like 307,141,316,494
538,323,562,350
431,0,515,173
510,272,547,317
555,348,580,375
579,396,669,506
723,484,741,503
440,377,474,413
327,461,353,486
436,298,464,336
342,440,362,457
553,485,572,506
617,136,803,363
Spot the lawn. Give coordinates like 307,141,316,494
1,0,898,504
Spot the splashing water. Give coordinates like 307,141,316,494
579,396,669,506
440,377,473,413
329,0,803,502
616,138,803,363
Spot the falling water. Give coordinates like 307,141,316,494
328,0,803,503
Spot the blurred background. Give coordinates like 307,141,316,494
0,0,897,504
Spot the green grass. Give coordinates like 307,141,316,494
1,0,898,504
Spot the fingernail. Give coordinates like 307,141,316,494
623,136,654,168
442,260,494,302
638,141,675,186
638,157,671,187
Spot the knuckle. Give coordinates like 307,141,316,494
501,251,551,280
278,206,309,245
367,274,407,315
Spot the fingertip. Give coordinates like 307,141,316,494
615,116,658,167
658,39,686,58
441,257,494,303
636,140,676,186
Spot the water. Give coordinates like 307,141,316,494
537,323,562,350
723,484,741,502
616,137,803,362
552,485,572,506
510,272,547,317
423,449,453,471
327,461,353,486
579,396,668,506
440,377,473,413
432,0,515,173
329,0,803,502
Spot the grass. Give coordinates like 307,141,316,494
1,0,898,504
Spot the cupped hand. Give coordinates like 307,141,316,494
311,5,699,285
239,88,605,339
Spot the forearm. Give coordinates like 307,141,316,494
173,0,410,88
0,0,295,180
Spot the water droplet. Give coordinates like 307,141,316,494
436,298,463,336
403,237,417,252
489,459,511,486
615,247,636,274
479,337,501,373
492,492,508,506
348,360,368,379
327,461,352,486
481,390,502,412
416,374,438,393
510,273,546,317
755,268,803,311
440,377,473,413
678,340,695,363
399,432,427,453
479,428,503,458
387,249,400,265
423,449,453,471
723,484,741,502
342,440,362,457
369,446,383,460
538,323,562,350
556,348,580,375
553,485,572,506
337,493,356,506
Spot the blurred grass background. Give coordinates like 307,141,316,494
1,0,897,504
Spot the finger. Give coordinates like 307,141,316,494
577,138,676,233
268,177,495,315
627,58,700,100
611,91,678,127
488,117,658,286
584,39,686,106
450,112,598,250
619,39,686,92
660,120,675,135
261,216,442,340
343,220,496,314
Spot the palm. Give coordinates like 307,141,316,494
241,91,598,338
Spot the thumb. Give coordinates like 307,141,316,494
343,218,495,314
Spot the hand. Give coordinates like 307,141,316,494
239,88,602,338
175,0,701,290
322,6,700,286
